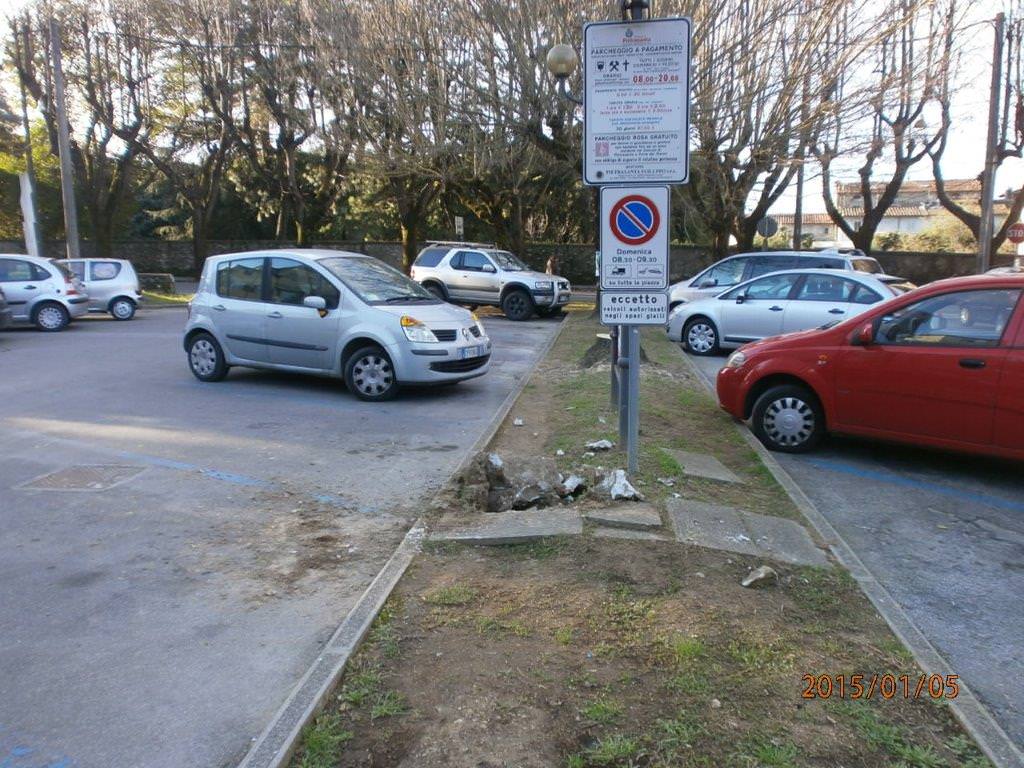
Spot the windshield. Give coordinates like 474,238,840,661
488,250,529,272
851,258,883,274
318,257,439,304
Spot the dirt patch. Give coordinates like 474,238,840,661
292,538,989,768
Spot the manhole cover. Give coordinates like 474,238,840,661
18,464,147,491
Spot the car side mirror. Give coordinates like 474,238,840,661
303,296,327,310
735,292,746,304
855,321,874,346
482,264,496,274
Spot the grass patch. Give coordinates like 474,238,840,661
580,696,624,725
423,584,476,606
369,690,408,720
574,734,643,766
295,713,353,768
736,735,800,768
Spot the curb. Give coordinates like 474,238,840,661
234,316,571,768
679,351,1024,768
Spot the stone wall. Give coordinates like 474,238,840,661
1,238,1011,287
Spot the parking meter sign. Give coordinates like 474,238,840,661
600,186,669,290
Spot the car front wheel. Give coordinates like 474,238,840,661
751,384,825,453
683,316,719,355
501,289,534,321
188,333,228,382
345,346,399,401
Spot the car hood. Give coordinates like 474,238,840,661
374,301,476,326
505,270,567,285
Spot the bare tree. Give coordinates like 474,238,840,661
930,4,1024,255
814,0,957,254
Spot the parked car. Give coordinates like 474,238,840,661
0,287,11,329
60,258,142,320
987,265,1023,275
668,270,897,355
410,241,571,321
668,249,912,310
0,254,89,331
716,273,1024,460
184,249,491,400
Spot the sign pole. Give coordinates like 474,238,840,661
626,326,640,473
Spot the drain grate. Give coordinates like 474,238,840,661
18,464,147,491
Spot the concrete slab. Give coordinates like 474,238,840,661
666,498,828,567
583,503,663,530
591,527,671,541
433,509,582,545
667,499,761,556
668,450,742,484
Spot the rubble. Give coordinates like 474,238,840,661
596,469,643,501
740,565,779,588
585,439,615,451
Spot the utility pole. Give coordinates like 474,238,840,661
16,26,43,257
49,18,81,260
978,12,1005,274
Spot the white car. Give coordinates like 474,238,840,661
183,249,491,400
667,269,897,355
0,253,90,331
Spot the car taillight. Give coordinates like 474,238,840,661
65,278,78,296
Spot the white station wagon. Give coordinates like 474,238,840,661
183,250,491,400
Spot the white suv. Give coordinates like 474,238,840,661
0,254,89,331
410,242,571,321
183,249,491,401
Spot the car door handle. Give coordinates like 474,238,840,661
25,285,37,290
959,358,986,369
212,304,226,311
828,308,845,315
267,311,283,319
769,305,783,312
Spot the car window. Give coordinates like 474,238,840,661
876,289,1021,347
723,273,800,301
0,258,36,282
269,258,340,309
414,248,448,268
455,251,492,272
801,256,845,269
851,258,883,274
215,258,264,301
850,284,884,304
66,261,86,280
747,255,798,278
695,258,746,288
795,274,856,302
48,260,74,281
90,261,122,281
487,250,528,271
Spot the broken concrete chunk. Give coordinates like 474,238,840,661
512,417,524,426
586,439,615,451
740,565,779,588
559,474,587,497
597,469,644,501
555,449,565,457
656,477,676,487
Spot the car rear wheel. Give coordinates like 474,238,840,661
424,283,447,301
188,333,228,382
110,297,136,320
34,302,70,332
751,384,825,453
683,316,719,355
345,346,399,401
501,289,534,321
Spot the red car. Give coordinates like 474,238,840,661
716,274,1024,460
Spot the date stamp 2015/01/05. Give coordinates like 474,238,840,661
801,674,959,701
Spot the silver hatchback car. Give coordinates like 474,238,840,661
61,258,142,320
0,254,89,331
183,249,492,400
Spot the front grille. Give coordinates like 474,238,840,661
433,329,457,341
430,354,490,373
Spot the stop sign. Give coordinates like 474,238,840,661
1008,222,1024,244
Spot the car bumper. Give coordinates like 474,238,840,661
666,311,686,340
0,308,11,328
715,365,747,419
390,336,493,383
67,298,90,318
533,290,572,307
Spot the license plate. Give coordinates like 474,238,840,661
459,345,484,359
557,294,570,303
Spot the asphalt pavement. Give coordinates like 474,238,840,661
0,308,561,768
686,349,1024,751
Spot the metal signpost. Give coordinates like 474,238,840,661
583,11,691,474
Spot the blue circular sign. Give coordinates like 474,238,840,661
610,195,660,245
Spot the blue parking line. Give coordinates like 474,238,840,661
117,451,270,488
805,457,1024,514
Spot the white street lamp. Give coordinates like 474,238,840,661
545,43,582,105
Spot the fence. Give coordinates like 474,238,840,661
0,239,1012,288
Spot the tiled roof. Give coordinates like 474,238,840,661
836,179,980,194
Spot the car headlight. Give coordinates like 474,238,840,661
471,311,486,337
534,280,553,292
400,315,439,343
725,350,747,369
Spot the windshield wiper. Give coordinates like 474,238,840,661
383,294,435,303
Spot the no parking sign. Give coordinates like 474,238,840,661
600,186,669,291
